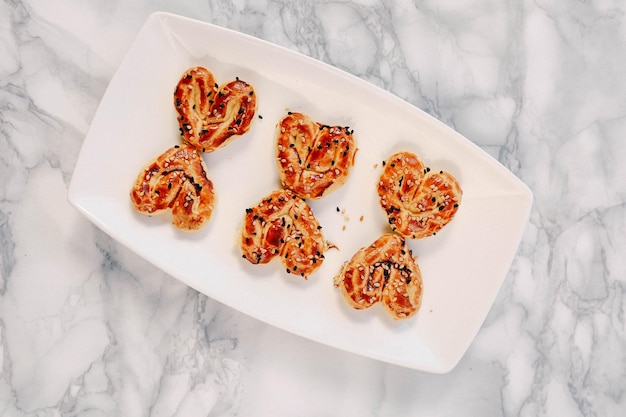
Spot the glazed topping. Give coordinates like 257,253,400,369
174,66,256,152
130,144,216,231
378,151,462,239
276,112,357,199
240,189,326,279
334,233,423,320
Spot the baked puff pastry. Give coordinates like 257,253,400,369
334,233,423,320
276,112,357,199
130,144,216,231
378,151,462,239
240,189,326,279
174,66,256,152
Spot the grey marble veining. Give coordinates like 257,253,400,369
1,0,625,415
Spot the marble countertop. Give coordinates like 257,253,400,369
1,0,625,415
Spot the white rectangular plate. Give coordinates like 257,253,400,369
69,12,532,373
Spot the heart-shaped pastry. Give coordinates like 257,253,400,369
276,112,357,199
130,144,216,231
334,233,423,320
240,189,326,279
378,151,462,239
174,66,256,152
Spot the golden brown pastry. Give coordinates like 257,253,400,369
378,151,462,239
174,66,256,152
276,112,357,199
334,233,422,320
130,144,216,231
240,189,326,279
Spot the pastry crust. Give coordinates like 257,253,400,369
378,151,462,239
240,189,326,279
130,144,216,231
333,233,423,320
276,112,357,199
174,66,256,152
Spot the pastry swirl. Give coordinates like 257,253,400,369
240,189,326,279
130,144,216,231
334,233,423,320
276,112,357,199
378,151,462,239
174,66,256,152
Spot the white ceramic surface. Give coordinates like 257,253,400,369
69,12,532,373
